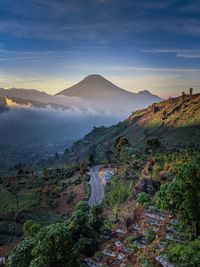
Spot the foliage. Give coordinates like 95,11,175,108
89,205,105,233
156,156,200,238
8,201,106,266
105,175,133,207
73,237,96,257
168,239,200,267
8,237,36,267
112,204,120,221
67,201,94,240
139,253,153,267
145,227,156,244
88,154,95,166
23,220,41,237
31,223,76,267
146,137,160,154
0,186,40,216
136,192,150,206
114,136,129,152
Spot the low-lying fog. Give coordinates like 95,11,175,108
0,104,124,148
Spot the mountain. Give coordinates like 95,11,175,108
56,74,163,115
0,75,162,116
0,87,87,111
65,92,200,162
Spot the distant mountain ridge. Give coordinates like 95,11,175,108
0,75,162,116
56,74,162,115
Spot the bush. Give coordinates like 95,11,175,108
136,192,150,206
139,253,153,267
168,239,200,267
74,237,96,257
8,237,36,267
145,227,156,244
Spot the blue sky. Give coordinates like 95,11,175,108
0,0,200,97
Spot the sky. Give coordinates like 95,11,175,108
0,0,200,98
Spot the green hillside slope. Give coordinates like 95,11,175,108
66,93,200,162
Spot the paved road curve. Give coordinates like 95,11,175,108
88,165,104,206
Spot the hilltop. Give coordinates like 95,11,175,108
66,92,200,162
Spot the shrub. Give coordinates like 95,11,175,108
168,239,200,267
8,237,36,267
145,227,156,244
136,192,150,206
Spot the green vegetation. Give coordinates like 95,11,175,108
145,227,156,244
139,253,153,267
156,156,200,238
3,93,200,266
168,239,200,267
8,202,105,267
104,174,134,207
0,187,40,215
136,192,150,206
8,238,36,267
64,93,200,163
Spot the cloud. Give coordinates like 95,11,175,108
141,48,200,59
177,53,200,59
0,104,122,147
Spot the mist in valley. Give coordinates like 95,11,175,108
0,104,123,148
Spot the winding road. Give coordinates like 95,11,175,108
88,165,104,206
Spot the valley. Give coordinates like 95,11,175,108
0,90,200,267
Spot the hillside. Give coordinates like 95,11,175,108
67,92,200,161
57,74,162,115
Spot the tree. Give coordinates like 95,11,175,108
23,220,41,237
169,239,200,267
88,154,95,166
114,137,129,153
104,150,114,163
182,91,186,102
67,201,94,240
146,137,160,154
8,238,36,267
136,192,150,206
156,157,200,239
89,205,104,233
31,223,77,267
189,88,193,97
73,237,96,257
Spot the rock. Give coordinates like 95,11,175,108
165,233,183,243
84,258,102,267
118,253,126,261
103,250,116,257
115,240,123,247
116,228,127,234
156,255,174,267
